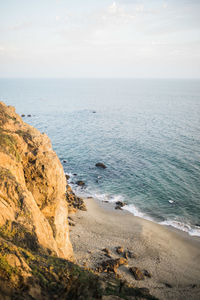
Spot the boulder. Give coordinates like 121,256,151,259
76,180,85,187
116,246,124,254
95,162,107,169
65,174,70,180
98,258,128,274
129,267,145,280
21,114,25,117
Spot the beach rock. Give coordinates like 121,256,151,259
129,267,145,280
76,180,85,187
102,248,111,258
21,114,25,117
73,173,77,176
116,201,126,207
98,258,128,274
27,114,31,117
63,160,67,163
66,187,87,212
95,162,107,169
123,251,129,259
115,205,122,210
65,174,70,180
143,269,152,278
92,111,96,113
116,246,124,254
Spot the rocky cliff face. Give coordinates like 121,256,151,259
0,102,73,260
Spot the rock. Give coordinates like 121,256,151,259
127,250,136,259
73,173,77,176
0,102,73,260
76,180,85,187
21,114,25,117
143,269,152,278
116,201,126,207
63,160,67,163
98,258,127,274
95,162,107,169
115,205,122,210
92,111,96,113
116,246,124,254
123,251,129,259
27,114,31,117
102,248,111,258
65,174,70,180
129,267,145,280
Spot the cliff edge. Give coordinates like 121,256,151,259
0,102,73,260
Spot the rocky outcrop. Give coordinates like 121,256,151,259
0,102,73,260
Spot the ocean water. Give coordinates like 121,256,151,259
1,78,200,236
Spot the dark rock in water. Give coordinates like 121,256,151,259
92,111,96,113
195,223,200,227
63,160,67,163
98,258,128,274
116,201,126,207
95,162,107,169
76,180,85,187
21,114,25,117
116,246,124,254
115,205,122,210
65,174,70,180
143,269,152,278
27,114,31,117
129,267,145,280
73,173,77,176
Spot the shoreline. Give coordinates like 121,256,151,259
70,197,200,300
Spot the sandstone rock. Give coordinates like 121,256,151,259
0,102,73,260
143,269,152,278
116,246,124,254
95,162,107,169
129,267,145,280
102,248,111,258
98,258,128,274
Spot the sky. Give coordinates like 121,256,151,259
0,0,200,78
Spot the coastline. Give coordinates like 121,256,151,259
70,197,200,300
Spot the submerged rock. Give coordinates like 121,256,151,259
76,180,85,187
95,162,107,169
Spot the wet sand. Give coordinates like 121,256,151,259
70,197,200,300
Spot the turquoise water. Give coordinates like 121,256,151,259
1,78,200,236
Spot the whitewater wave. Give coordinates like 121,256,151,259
67,180,200,238
159,220,200,237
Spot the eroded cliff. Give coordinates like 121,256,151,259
0,102,73,260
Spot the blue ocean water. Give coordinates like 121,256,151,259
1,78,200,236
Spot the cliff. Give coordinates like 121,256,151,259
0,102,73,260
0,102,157,300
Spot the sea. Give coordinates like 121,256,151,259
0,78,200,237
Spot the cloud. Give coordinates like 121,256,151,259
56,16,61,22
8,22,32,31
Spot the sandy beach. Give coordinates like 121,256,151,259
70,197,200,300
